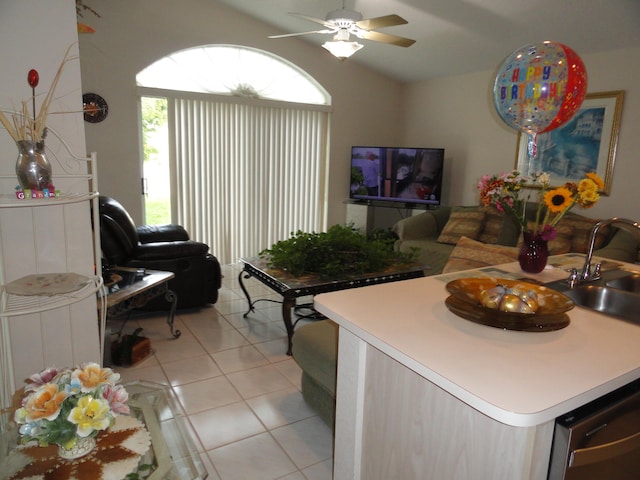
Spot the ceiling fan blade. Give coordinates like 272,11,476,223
269,29,334,39
356,14,408,31
289,12,332,28
358,30,416,47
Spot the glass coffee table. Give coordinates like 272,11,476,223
0,381,207,480
239,256,425,354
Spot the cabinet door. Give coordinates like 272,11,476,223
333,329,555,480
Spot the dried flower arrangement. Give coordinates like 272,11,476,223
0,44,77,143
76,0,100,19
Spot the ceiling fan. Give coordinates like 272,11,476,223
268,8,416,60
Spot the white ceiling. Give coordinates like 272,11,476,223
216,0,640,83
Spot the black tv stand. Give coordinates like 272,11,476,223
344,199,439,210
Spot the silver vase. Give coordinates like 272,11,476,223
15,139,52,190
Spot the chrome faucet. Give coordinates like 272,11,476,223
570,217,640,285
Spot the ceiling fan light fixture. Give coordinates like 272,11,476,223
322,39,363,59
269,9,414,57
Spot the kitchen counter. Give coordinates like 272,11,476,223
314,255,640,479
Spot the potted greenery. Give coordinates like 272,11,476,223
260,224,417,278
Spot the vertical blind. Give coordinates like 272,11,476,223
168,96,329,265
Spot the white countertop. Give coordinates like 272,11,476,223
314,255,640,427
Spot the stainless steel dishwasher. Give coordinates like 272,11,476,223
548,378,640,479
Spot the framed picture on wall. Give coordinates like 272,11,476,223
514,90,625,195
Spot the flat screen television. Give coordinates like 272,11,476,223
349,146,445,207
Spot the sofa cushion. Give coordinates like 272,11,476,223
595,229,640,263
442,236,520,274
300,371,335,427
292,320,338,396
562,213,611,253
392,210,440,241
396,240,454,276
437,207,485,245
478,206,504,244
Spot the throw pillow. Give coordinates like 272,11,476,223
478,206,504,244
437,207,485,245
443,236,520,273
562,213,611,253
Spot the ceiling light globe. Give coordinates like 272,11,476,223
322,40,364,60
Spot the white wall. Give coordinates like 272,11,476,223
0,0,100,394
78,0,405,230
402,47,640,221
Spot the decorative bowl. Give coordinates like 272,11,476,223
444,278,574,331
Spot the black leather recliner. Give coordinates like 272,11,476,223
98,195,221,309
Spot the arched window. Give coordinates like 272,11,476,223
137,44,330,105
137,45,331,265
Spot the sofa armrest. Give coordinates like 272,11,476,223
595,228,640,263
392,212,440,241
137,224,190,243
133,240,209,260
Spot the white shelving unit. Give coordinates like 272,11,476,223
0,192,96,207
0,274,104,410
0,271,103,317
0,127,104,409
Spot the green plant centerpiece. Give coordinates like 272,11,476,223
260,224,417,278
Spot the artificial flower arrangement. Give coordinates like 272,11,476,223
13,363,129,450
477,169,604,241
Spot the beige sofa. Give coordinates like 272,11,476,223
392,205,640,275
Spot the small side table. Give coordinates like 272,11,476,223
101,267,180,338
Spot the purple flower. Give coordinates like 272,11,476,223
25,367,60,392
539,225,557,242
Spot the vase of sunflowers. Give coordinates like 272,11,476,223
478,170,603,273
518,230,550,273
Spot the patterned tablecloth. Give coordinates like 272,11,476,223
2,415,150,480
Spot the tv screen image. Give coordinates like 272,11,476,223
349,146,445,206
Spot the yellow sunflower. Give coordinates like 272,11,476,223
578,188,600,207
544,187,574,213
585,172,604,189
578,178,598,194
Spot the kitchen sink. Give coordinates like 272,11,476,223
545,270,640,325
562,285,640,324
606,273,640,294
545,217,640,324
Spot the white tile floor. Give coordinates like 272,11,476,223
110,263,334,480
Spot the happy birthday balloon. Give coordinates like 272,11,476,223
493,42,587,157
